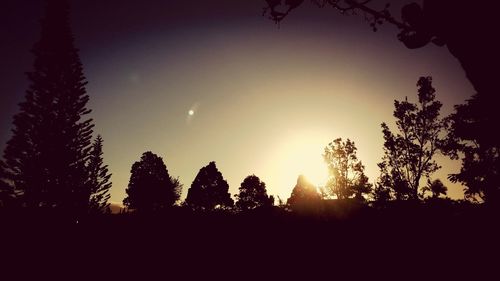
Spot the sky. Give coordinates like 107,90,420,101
0,0,475,204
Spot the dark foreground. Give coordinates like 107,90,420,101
1,201,498,279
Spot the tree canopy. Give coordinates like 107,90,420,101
377,76,446,200
185,161,234,211
263,1,497,109
444,95,500,203
123,151,182,212
323,138,372,200
422,179,447,199
235,175,274,211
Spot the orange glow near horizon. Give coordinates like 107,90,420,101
267,131,330,197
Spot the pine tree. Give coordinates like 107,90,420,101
2,0,94,214
123,152,182,212
87,135,112,214
185,161,234,211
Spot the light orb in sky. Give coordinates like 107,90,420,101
186,103,200,124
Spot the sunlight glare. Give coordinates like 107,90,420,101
270,134,329,198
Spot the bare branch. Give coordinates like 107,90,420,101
264,0,410,33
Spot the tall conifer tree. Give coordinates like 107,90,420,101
2,0,94,214
87,135,112,214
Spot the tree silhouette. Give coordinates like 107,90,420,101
86,135,112,214
351,172,373,201
444,95,500,204
0,160,14,208
422,179,447,199
287,175,321,212
323,138,372,199
372,182,391,206
263,1,497,110
2,0,94,214
235,174,274,211
395,1,497,116
123,152,182,212
377,76,447,200
262,1,499,206
184,161,234,211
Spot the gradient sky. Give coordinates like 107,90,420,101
0,0,475,204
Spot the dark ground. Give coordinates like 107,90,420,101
1,201,498,279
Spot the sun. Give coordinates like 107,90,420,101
270,134,329,197
284,145,328,187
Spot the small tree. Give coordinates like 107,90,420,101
235,175,274,211
184,161,233,211
422,179,447,199
323,138,372,199
86,135,112,214
123,152,182,212
351,173,373,201
287,175,321,212
372,183,392,206
377,76,447,200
